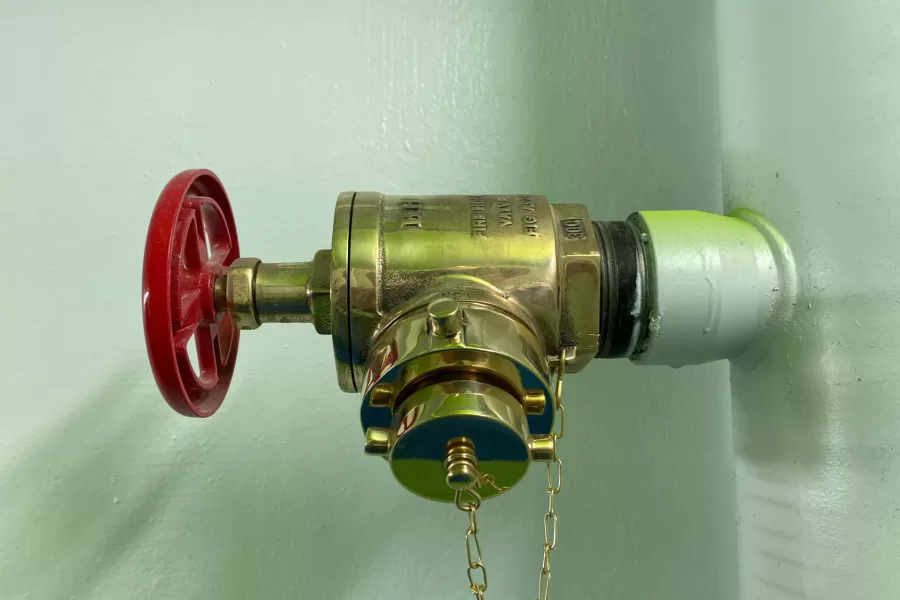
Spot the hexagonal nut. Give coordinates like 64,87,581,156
226,257,261,330
555,204,602,372
309,249,332,335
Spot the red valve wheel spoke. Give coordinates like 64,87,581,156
143,169,241,417
213,310,237,365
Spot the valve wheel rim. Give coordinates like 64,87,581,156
142,169,240,417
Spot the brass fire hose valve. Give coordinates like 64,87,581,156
143,169,794,503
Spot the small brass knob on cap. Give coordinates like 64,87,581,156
427,298,463,337
523,389,547,415
364,427,393,455
444,437,479,490
529,435,557,462
368,382,394,408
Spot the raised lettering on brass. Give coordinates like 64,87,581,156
521,197,539,236
497,199,514,227
470,196,488,236
400,200,423,229
560,218,587,240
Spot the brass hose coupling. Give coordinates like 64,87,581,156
143,170,794,501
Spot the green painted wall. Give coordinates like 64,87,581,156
0,2,734,598
719,2,900,598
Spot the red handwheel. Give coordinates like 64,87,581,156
143,169,241,417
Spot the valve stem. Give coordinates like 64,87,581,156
444,437,479,491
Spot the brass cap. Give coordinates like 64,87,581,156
389,379,530,502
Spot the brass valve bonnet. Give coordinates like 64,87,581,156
359,292,555,501
360,293,555,436
389,378,530,502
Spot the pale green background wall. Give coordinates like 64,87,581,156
719,2,900,598
0,2,735,598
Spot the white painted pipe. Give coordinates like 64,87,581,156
631,209,795,368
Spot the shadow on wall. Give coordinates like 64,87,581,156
723,158,827,469
0,360,184,599
526,2,736,600
0,355,407,600
529,2,723,215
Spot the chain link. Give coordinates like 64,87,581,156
456,488,487,599
478,472,510,494
538,349,568,600
452,349,570,600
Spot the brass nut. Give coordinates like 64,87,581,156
309,249,332,335
368,382,394,408
528,436,557,462
555,203,602,372
213,276,228,312
523,389,547,415
364,427,393,455
226,257,262,330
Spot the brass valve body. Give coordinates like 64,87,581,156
215,193,627,501
330,193,603,392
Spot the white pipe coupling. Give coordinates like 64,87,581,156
630,209,796,367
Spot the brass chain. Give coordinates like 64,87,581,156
478,473,510,494
456,488,487,599
538,349,567,600
453,349,569,600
